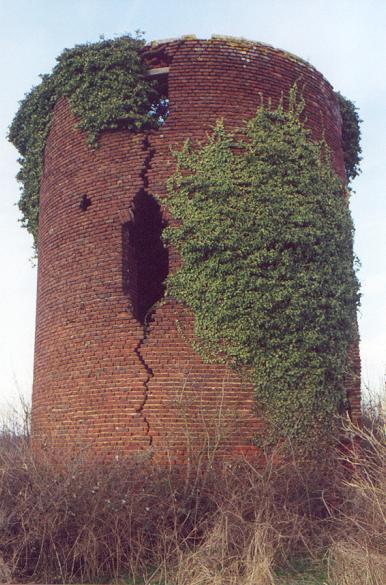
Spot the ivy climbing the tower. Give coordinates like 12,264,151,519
335,92,362,183
8,33,166,244
163,90,360,448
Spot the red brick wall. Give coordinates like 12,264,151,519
32,37,361,460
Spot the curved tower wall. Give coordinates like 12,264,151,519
32,37,361,459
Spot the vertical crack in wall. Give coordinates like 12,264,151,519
134,323,153,445
129,133,161,447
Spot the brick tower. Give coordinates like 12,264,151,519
32,36,361,459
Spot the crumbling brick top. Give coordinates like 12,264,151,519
143,34,333,91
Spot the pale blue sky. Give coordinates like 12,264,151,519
0,0,385,410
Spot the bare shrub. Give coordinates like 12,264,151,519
0,392,30,453
168,438,343,585
1,385,384,584
361,387,385,440
0,431,344,584
0,441,216,583
328,416,386,585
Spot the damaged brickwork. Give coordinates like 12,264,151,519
32,36,361,460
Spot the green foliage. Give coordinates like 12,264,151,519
8,75,57,243
163,92,360,447
8,33,165,244
336,92,362,182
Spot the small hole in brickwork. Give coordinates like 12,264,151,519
79,194,91,211
122,191,168,324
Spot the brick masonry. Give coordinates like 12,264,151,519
32,36,361,460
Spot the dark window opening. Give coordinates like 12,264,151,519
148,70,169,127
122,191,169,324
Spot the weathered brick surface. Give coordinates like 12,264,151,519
32,37,361,459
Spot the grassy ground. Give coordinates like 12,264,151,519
123,569,330,585
0,399,384,585
276,568,329,584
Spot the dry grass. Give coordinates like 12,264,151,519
329,541,386,585
328,413,386,585
0,436,342,584
0,393,384,585
173,520,276,585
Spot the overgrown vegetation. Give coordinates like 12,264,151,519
8,33,167,243
8,35,362,249
336,92,362,182
163,90,360,447
0,397,384,584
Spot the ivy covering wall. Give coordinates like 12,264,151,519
335,92,362,183
8,33,361,250
8,33,166,244
163,92,360,448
